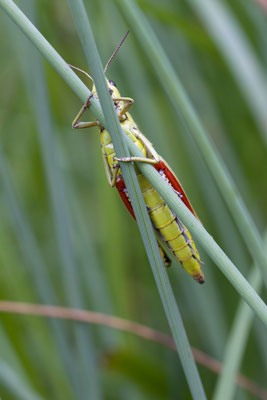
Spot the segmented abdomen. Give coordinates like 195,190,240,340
116,161,204,284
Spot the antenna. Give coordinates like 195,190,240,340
68,64,93,82
104,31,130,74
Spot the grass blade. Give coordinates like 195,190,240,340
212,234,267,400
187,0,267,145
0,147,77,396
17,3,101,397
0,361,44,400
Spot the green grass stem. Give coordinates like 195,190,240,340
0,147,76,396
187,0,267,145
21,10,100,400
212,234,267,400
0,361,44,400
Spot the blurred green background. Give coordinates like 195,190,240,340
0,0,267,399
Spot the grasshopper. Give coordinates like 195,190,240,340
71,33,204,284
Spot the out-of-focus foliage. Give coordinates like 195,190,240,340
0,0,266,399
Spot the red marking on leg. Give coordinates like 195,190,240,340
116,177,135,219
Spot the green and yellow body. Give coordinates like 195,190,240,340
73,79,204,284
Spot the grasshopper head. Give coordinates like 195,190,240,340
107,79,121,99
91,79,121,100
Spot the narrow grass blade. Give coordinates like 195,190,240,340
212,233,267,400
0,325,47,398
65,181,120,347
254,320,267,373
187,0,267,145
17,2,101,397
214,268,261,400
0,361,44,400
0,147,76,396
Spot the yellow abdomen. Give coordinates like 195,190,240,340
137,172,204,283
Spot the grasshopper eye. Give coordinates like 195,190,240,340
109,88,113,95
